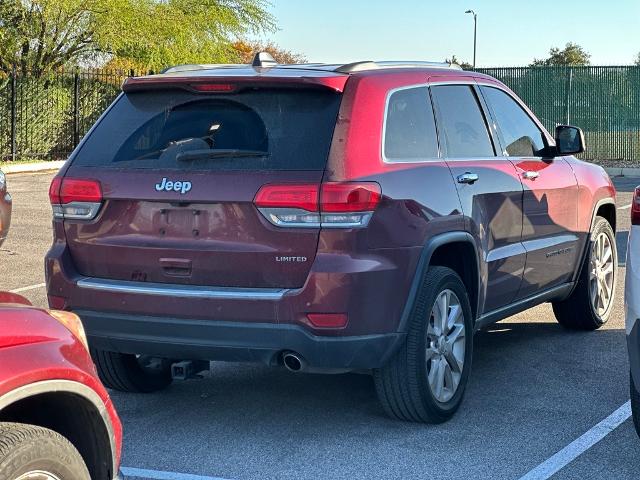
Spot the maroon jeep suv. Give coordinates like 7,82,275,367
46,54,617,423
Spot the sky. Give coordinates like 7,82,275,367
263,0,640,67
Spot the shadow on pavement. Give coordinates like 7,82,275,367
111,320,634,480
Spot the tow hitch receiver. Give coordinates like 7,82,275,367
171,360,209,380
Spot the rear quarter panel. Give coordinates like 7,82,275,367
320,71,464,333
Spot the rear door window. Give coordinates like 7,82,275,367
73,88,342,171
430,85,495,158
480,86,547,157
384,86,439,161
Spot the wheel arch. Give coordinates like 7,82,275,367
398,232,480,333
565,197,617,298
594,200,616,233
0,380,116,480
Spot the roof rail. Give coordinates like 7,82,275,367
161,64,246,74
334,61,462,73
159,58,462,75
161,52,278,74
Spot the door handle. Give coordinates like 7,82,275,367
457,172,479,184
522,171,540,180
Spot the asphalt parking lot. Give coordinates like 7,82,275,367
2,171,640,480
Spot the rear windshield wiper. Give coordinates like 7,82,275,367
176,149,270,162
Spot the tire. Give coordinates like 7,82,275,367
552,216,617,330
373,266,473,423
91,348,173,393
0,422,90,480
632,373,640,438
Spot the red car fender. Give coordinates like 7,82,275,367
0,303,122,468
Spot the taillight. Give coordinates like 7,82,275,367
632,186,640,225
254,184,319,212
254,182,381,228
49,177,103,220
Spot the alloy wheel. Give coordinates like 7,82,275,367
589,231,615,317
16,472,62,480
426,289,466,403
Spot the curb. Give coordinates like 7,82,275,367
604,167,640,178
1,160,66,174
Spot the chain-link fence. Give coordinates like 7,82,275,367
477,66,640,166
1,66,640,166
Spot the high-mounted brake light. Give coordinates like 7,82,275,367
632,186,640,226
254,182,381,228
49,177,103,220
191,83,236,93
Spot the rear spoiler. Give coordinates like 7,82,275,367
122,75,348,94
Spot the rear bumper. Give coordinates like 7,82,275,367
46,243,418,369
80,309,404,369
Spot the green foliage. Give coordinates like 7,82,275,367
0,70,131,159
635,52,640,66
233,40,306,64
445,55,473,70
531,42,591,67
477,66,640,165
0,77,72,157
0,0,276,76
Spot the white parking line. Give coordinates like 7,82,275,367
9,282,46,293
618,204,632,210
121,467,232,480
517,401,631,480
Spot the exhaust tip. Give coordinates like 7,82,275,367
282,351,305,372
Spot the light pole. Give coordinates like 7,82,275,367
465,10,477,68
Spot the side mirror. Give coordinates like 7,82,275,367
555,125,585,155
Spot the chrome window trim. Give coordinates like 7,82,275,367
0,380,117,478
381,83,441,164
379,79,550,164
77,277,289,300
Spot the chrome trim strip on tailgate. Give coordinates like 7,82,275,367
76,277,288,300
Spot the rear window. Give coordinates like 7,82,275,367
73,88,342,171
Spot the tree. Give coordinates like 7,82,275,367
531,42,591,67
635,52,640,66
232,40,306,64
445,55,473,70
0,0,276,77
